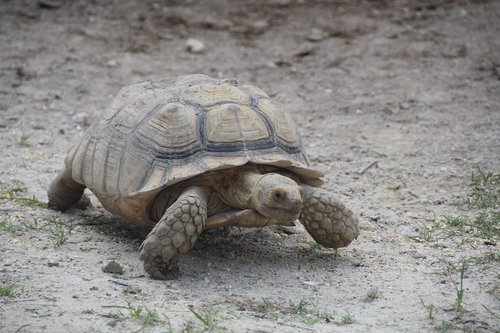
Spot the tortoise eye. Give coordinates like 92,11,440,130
273,189,286,200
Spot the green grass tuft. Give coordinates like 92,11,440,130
255,298,325,325
404,150,423,157
435,321,454,332
0,283,20,298
47,217,74,247
420,299,437,319
464,168,498,210
19,133,32,147
0,220,18,232
119,303,164,326
453,258,469,313
341,312,354,325
188,306,222,332
1,186,47,208
418,168,500,244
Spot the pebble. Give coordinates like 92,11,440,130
302,280,318,286
102,260,124,274
186,38,205,54
199,17,232,30
37,0,62,9
124,286,141,294
106,59,118,67
16,66,37,79
399,102,410,110
293,46,317,58
366,286,379,299
252,20,269,33
307,28,324,42
413,252,426,259
350,258,362,267
47,260,59,267
71,112,93,126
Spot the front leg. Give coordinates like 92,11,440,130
139,186,207,280
299,185,359,248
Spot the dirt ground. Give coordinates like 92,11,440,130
0,0,499,332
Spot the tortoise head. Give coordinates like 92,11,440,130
253,173,304,222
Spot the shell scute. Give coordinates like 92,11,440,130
205,103,270,143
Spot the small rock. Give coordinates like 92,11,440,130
47,260,59,267
418,198,431,205
252,20,269,33
432,199,444,205
399,102,410,110
494,65,500,80
37,0,62,9
293,46,317,58
307,28,324,42
413,252,426,259
199,17,232,30
302,280,318,286
186,38,205,54
72,112,93,126
124,286,141,294
442,44,467,58
366,286,379,299
102,260,124,275
350,258,362,267
16,66,37,79
106,59,118,67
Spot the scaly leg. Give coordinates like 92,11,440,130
139,186,207,280
299,185,359,248
47,167,86,211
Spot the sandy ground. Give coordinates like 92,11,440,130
1,0,499,332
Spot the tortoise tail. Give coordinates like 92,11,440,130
47,167,86,211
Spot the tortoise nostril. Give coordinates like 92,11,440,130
293,200,301,211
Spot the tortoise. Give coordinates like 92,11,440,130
47,74,359,280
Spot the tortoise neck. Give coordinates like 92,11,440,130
212,167,264,210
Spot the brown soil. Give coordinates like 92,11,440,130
1,0,499,332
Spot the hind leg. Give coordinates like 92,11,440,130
299,185,359,248
139,186,208,280
47,167,86,211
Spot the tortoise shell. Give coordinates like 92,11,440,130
65,74,323,204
